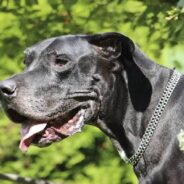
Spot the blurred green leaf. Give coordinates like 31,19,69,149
177,129,184,152
178,0,184,6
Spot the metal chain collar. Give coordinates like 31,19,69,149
127,69,181,166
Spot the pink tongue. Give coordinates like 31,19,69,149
19,123,47,152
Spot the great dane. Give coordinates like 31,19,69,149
0,32,184,183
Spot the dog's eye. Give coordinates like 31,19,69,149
55,58,68,67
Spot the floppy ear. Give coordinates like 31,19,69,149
85,32,133,61
85,32,152,112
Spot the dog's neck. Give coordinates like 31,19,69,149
96,54,172,178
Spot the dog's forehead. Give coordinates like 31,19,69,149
24,36,93,58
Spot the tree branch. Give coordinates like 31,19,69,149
0,173,62,184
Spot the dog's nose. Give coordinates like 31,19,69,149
0,80,17,97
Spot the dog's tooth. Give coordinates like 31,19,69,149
75,114,84,129
79,109,85,116
81,109,85,115
67,116,84,135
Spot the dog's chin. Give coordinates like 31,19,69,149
5,101,99,152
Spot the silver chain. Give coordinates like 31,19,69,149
127,69,181,166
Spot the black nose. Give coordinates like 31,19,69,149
0,80,17,97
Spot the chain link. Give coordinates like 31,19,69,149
127,70,181,165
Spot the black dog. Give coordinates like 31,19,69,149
0,32,184,183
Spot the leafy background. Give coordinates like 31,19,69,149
0,0,184,184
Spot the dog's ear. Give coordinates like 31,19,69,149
85,32,133,61
85,32,153,112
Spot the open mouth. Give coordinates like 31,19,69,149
4,99,99,152
19,108,86,152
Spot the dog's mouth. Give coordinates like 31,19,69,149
3,97,99,152
19,108,87,152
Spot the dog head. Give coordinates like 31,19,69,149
0,32,152,152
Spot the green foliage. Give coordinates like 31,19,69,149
177,129,184,152
0,1,184,184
